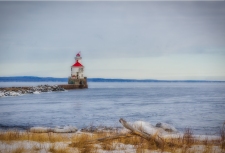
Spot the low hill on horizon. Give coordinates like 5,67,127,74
0,76,224,82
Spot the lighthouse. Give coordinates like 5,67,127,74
68,52,87,87
71,52,84,79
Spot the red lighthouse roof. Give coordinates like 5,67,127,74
72,60,83,67
76,52,80,57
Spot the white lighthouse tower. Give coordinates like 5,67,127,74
71,52,84,79
68,52,87,86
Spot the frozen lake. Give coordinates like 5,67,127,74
0,82,225,135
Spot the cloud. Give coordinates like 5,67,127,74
0,2,225,79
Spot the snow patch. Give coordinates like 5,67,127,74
53,126,78,133
0,92,4,97
125,120,220,141
33,91,40,94
131,121,159,135
193,135,220,141
156,122,178,132
29,127,51,133
8,91,21,96
29,126,78,133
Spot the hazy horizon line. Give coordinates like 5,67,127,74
0,76,225,82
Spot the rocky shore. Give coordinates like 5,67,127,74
0,85,65,97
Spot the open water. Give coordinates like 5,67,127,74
0,82,225,135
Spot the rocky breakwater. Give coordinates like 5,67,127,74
0,85,65,97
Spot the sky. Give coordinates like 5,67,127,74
0,1,225,80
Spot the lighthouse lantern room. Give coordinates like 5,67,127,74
68,52,87,86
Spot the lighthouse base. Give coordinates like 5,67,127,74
62,77,88,89
58,84,88,90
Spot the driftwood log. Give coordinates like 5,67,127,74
71,118,164,148
95,133,133,142
85,133,133,144
119,118,164,147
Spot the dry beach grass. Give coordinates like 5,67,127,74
0,125,224,153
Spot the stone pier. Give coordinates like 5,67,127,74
63,77,88,89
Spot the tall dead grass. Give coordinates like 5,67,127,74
48,143,71,153
11,146,25,153
70,133,98,153
220,122,225,150
69,127,223,153
0,130,68,142
0,125,224,153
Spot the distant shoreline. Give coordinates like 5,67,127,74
0,76,224,83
